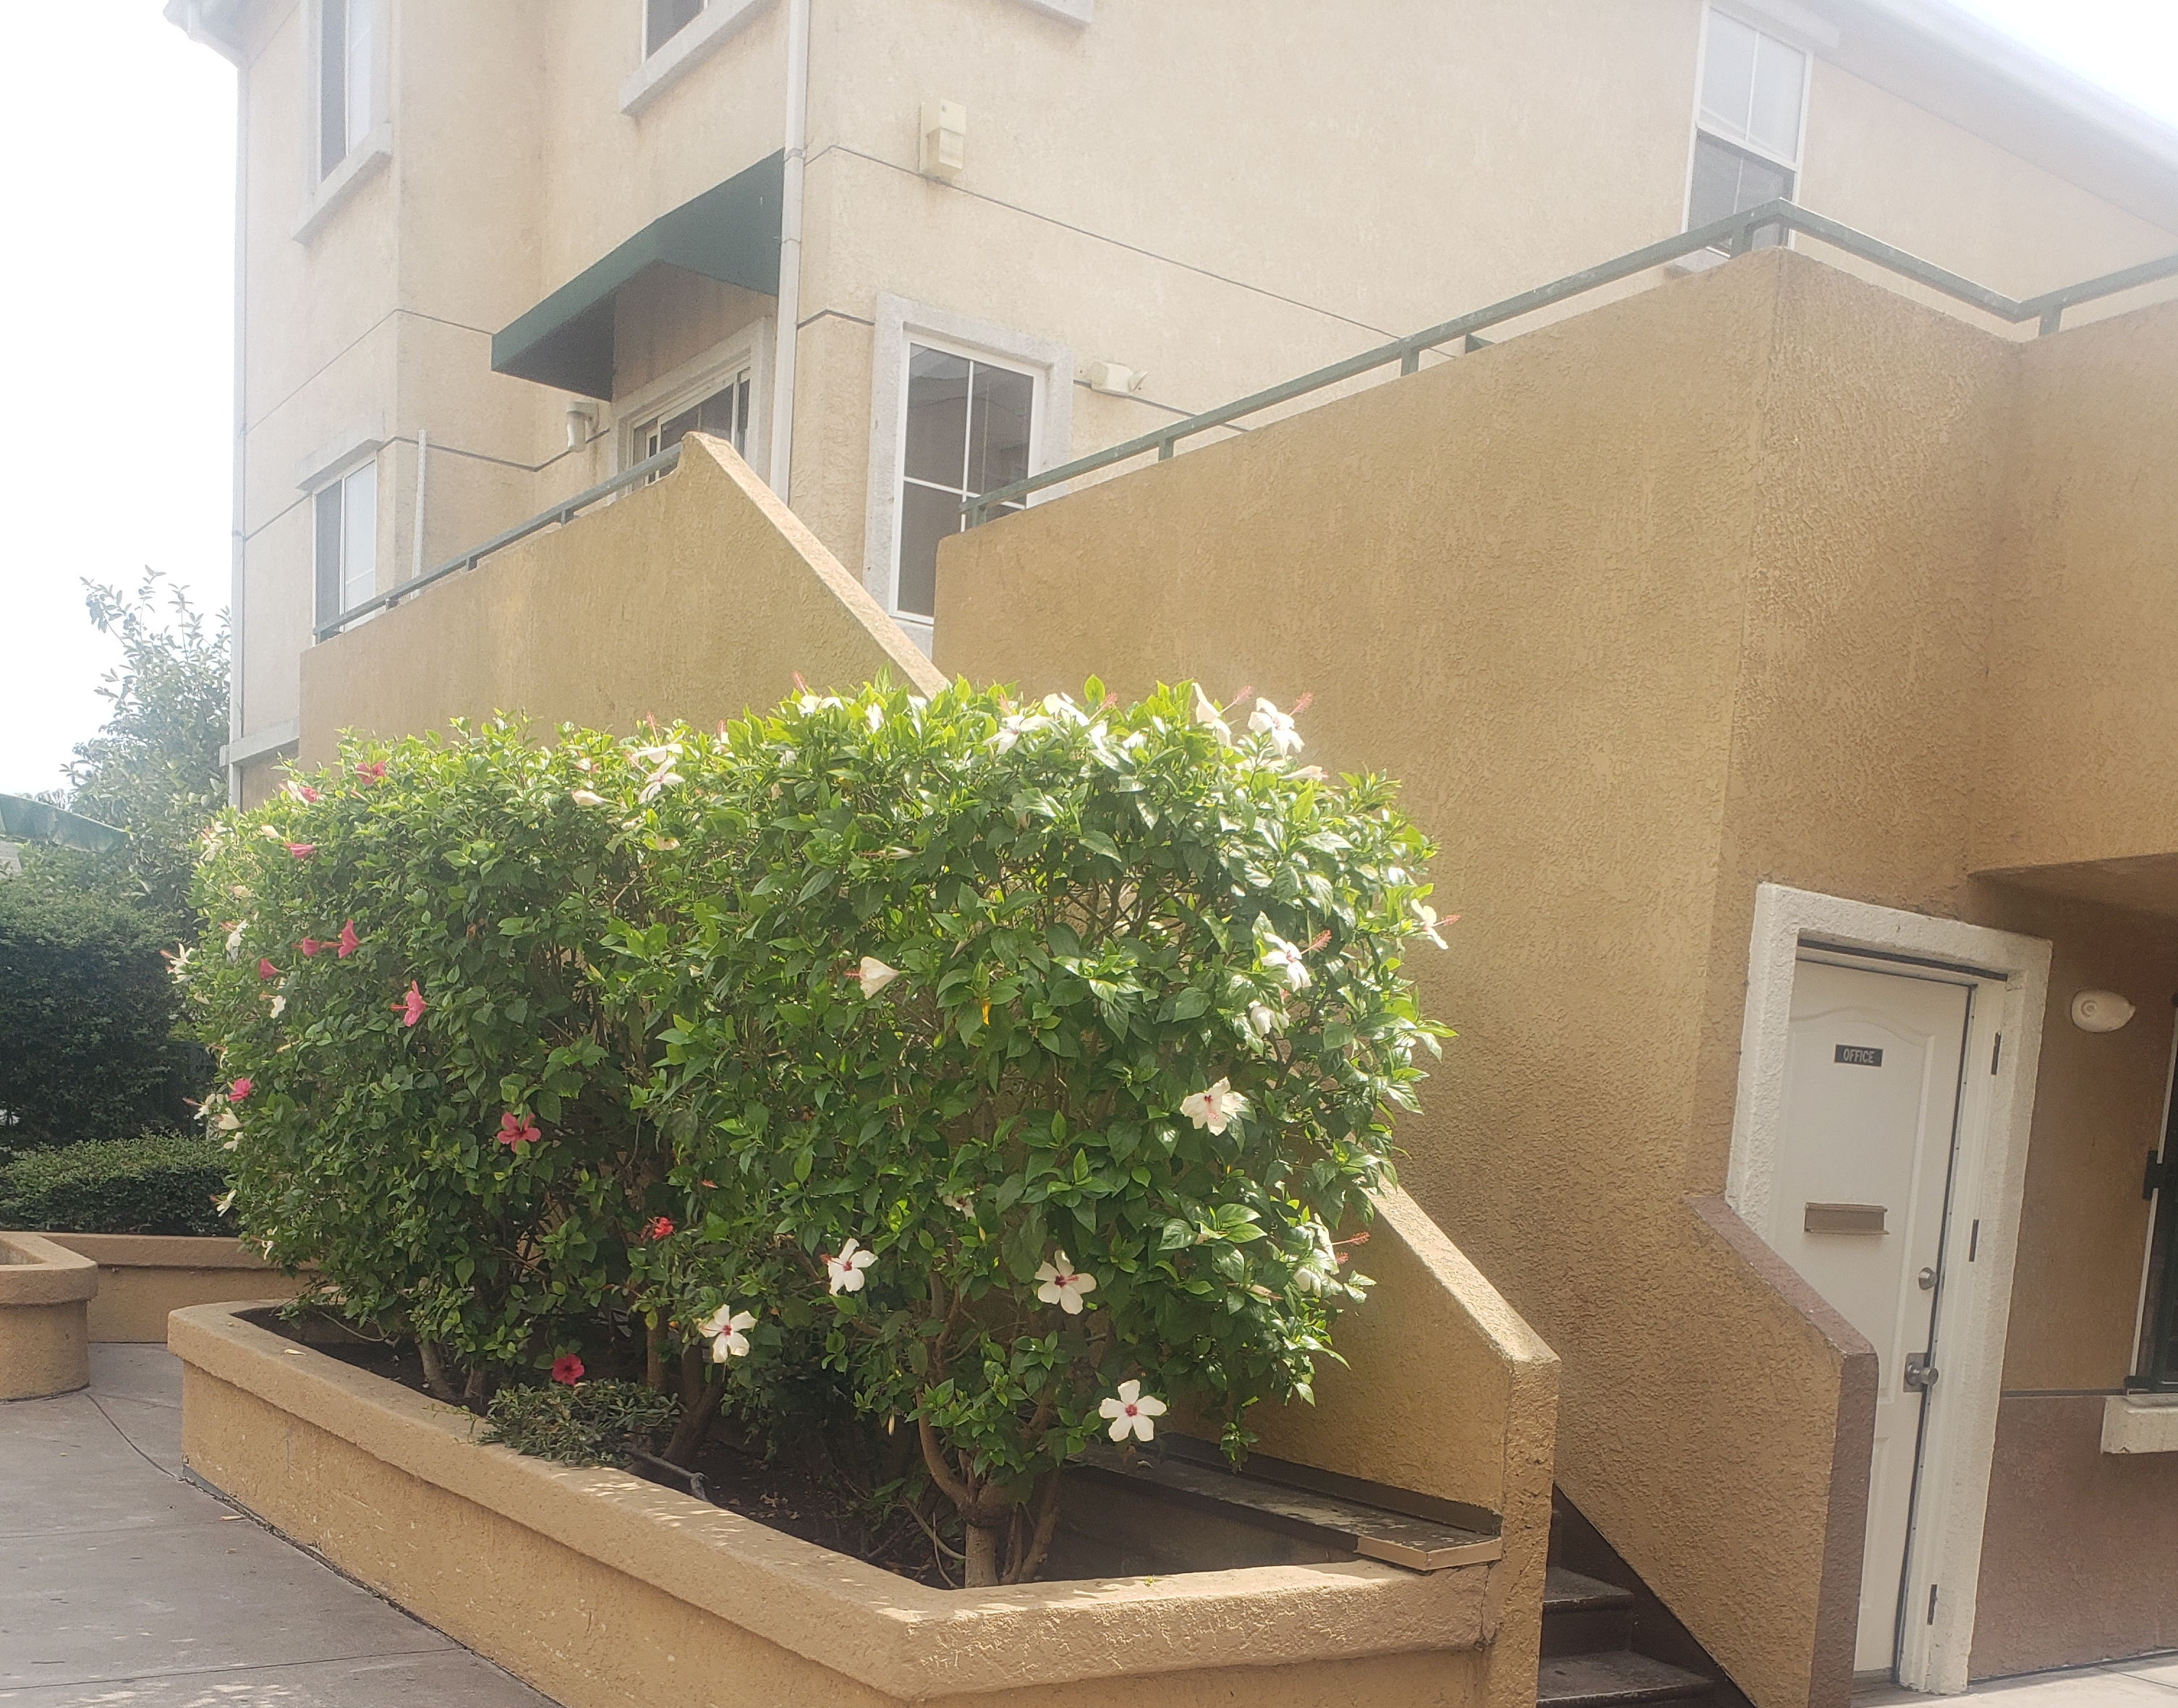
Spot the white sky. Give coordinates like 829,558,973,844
0,2,2172,797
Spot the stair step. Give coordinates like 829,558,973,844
1545,1566,1636,1611
1537,1651,1714,1707
1542,1567,1637,1656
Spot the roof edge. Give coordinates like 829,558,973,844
1816,0,2178,234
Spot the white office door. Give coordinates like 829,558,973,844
1773,957,1970,1676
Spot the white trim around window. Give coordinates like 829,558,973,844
294,0,393,242
863,294,1072,654
612,323,775,478
621,0,773,117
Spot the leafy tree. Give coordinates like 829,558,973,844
0,575,228,1147
47,574,229,923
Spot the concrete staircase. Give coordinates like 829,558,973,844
1539,1567,1714,1706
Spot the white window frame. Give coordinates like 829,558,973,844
621,0,770,116
613,323,775,480
294,0,393,243
303,449,383,632
1683,4,1815,247
1726,884,2051,1696
864,295,1072,653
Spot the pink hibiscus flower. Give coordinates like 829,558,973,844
229,1077,252,1101
298,938,323,959
257,958,278,981
550,1354,584,1386
336,920,360,959
645,1216,674,1241
355,760,386,783
497,1111,540,1148
395,982,426,1027
284,842,315,861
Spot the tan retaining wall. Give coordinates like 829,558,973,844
174,1300,1508,1708
44,1235,306,1344
298,433,944,770
0,1233,98,1400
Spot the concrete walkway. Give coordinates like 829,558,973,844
0,1345,555,1707
1858,1660,2178,1706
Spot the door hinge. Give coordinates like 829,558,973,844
1904,1354,1939,1391
1928,1582,1939,1624
2148,1151,2171,1202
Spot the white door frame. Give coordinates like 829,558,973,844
1726,884,2051,1694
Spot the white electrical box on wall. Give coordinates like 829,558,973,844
919,100,966,181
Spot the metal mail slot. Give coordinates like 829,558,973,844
1805,1202,1887,1235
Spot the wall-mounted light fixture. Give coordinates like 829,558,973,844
2071,990,2136,1032
565,399,598,453
919,100,966,182
1084,361,1147,396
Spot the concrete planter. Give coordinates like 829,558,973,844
45,1233,307,1343
173,1240,1542,1708
0,1232,98,1399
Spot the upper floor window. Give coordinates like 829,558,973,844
314,457,378,628
319,0,375,179
893,346,1034,623
1688,7,1808,243
646,0,706,57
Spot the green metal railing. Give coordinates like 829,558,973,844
964,197,2178,524
315,441,685,640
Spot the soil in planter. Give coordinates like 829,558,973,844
247,1310,1336,1590
250,1310,956,1586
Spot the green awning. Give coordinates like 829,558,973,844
491,152,785,399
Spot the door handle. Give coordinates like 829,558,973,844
1903,1354,1939,1392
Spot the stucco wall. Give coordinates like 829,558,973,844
297,435,941,765
1974,297,2178,887
218,0,2178,773
930,239,2178,1699
934,249,1878,1708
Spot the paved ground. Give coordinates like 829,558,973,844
0,1345,554,1707
1854,1662,2178,1707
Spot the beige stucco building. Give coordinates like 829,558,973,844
176,3,2178,1705
171,0,2178,806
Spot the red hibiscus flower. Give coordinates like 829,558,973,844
550,1354,584,1386
645,1216,674,1241
257,958,278,981
336,920,360,959
229,1077,252,1102
299,938,323,959
497,1111,540,1148
356,760,386,783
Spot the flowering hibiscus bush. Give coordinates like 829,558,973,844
609,679,1447,1584
184,721,663,1402
185,684,1450,1588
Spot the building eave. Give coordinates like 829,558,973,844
163,0,248,65
1812,0,2178,236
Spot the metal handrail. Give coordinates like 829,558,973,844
315,441,685,640
964,198,2178,522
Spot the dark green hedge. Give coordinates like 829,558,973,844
0,878,199,1147
0,1130,231,1237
